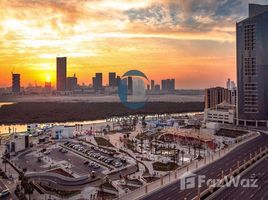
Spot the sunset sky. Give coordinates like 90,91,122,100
0,0,266,89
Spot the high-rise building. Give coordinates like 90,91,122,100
66,74,78,91
227,78,236,90
161,78,175,92
161,80,167,91
116,76,121,87
205,87,232,109
237,4,268,127
170,79,175,91
93,73,103,90
109,72,117,87
128,76,133,95
151,80,155,91
12,73,21,93
56,57,67,91
226,78,231,90
154,84,161,92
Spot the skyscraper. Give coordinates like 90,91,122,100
151,80,155,91
170,79,175,91
161,78,175,92
109,72,117,87
93,73,103,90
12,73,20,93
226,78,231,90
237,4,268,127
66,74,78,91
56,57,67,91
128,76,133,95
116,76,121,87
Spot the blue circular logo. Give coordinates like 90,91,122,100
118,70,149,110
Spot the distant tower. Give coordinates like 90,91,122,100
151,80,155,91
66,74,78,91
109,72,117,87
226,78,231,90
93,73,103,90
116,76,121,87
12,73,21,93
56,57,67,91
170,79,175,91
128,76,133,95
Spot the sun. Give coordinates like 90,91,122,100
45,74,51,82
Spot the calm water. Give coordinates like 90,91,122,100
0,119,107,135
0,107,202,135
0,102,14,108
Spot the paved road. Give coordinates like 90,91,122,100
141,133,268,200
211,156,268,200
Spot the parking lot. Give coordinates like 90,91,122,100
62,142,128,170
12,146,105,177
49,147,104,175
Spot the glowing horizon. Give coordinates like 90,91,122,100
0,0,266,89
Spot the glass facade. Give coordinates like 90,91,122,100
237,4,268,125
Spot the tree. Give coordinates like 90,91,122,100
20,174,34,200
177,150,180,164
181,150,185,165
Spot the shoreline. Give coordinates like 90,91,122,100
0,102,204,125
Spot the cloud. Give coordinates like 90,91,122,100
0,0,260,87
124,0,252,41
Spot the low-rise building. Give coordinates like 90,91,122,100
204,101,236,124
6,133,29,153
52,125,74,139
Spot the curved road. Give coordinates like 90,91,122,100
26,172,93,186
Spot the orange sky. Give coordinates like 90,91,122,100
0,0,263,89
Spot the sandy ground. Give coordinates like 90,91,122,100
0,94,204,103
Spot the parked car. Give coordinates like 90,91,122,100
91,171,96,178
93,164,100,169
0,189,9,197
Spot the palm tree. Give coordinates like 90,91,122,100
181,150,185,165
141,138,144,154
20,173,34,200
177,150,180,164
188,144,191,154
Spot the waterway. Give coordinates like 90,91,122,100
0,101,202,135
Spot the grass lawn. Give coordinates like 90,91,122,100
94,137,114,148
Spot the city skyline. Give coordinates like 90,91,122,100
0,0,267,89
